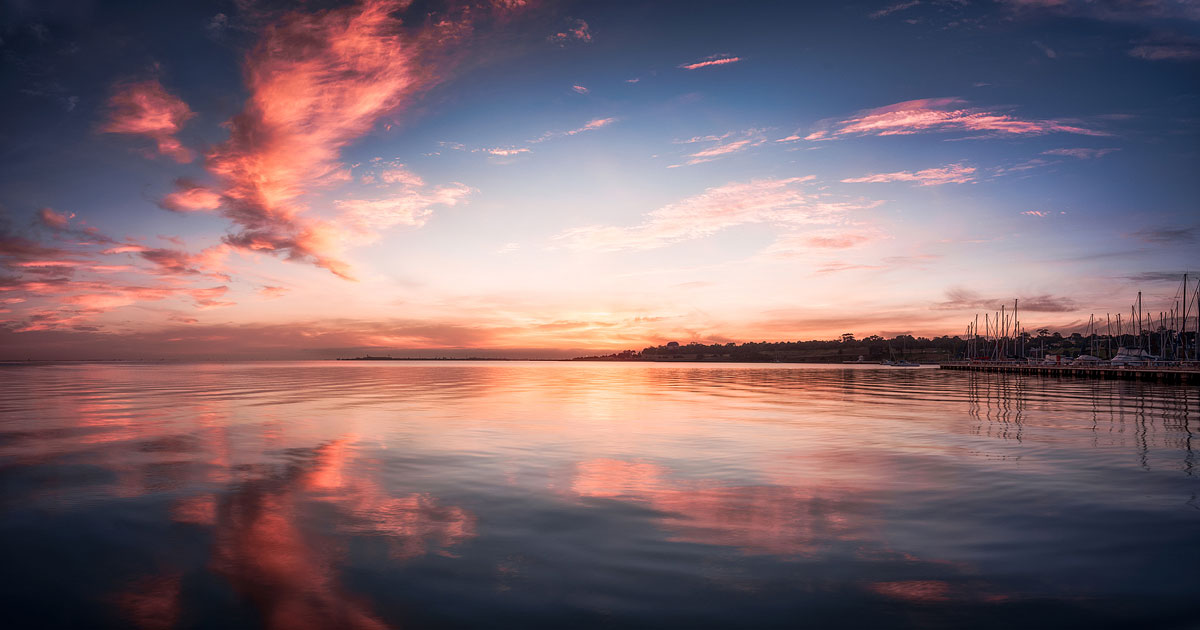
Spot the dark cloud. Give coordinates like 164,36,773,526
1127,226,1196,244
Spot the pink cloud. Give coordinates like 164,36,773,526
679,55,741,70
37,208,75,229
259,286,289,299
379,166,424,186
160,179,223,212
554,176,874,251
100,80,196,163
1022,210,1049,217
571,84,589,94
189,286,235,309
548,18,592,44
842,163,976,185
811,97,1106,139
201,0,476,280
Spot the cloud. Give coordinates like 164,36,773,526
1127,226,1196,243
870,1,920,19
188,285,235,309
258,286,289,298
679,55,741,70
335,183,472,237
808,97,1106,140
1041,147,1119,159
529,117,616,143
548,19,591,44
571,84,589,95
478,147,530,157
842,163,976,185
933,287,1076,312
669,129,768,166
1021,210,1049,217
160,179,223,212
1125,271,1192,283
1033,40,1057,58
134,244,232,280
1129,36,1200,61
999,0,1200,22
201,0,479,279
36,208,74,229
100,79,195,163
379,166,425,186
554,176,873,252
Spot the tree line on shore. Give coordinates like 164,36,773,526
573,329,1197,363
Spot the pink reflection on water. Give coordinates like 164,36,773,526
572,458,872,556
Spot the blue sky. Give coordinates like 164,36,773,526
1,0,1197,358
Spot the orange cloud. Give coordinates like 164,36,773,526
100,80,195,162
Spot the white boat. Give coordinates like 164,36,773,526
892,360,920,367
1071,354,1102,366
1110,347,1156,367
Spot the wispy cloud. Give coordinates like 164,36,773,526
679,55,741,70
100,79,195,163
1127,226,1196,244
335,183,472,237
36,208,74,229
807,97,1106,140
1129,36,1200,61
571,84,589,95
933,287,1076,312
1041,147,1119,159
869,1,920,19
670,130,768,167
548,18,592,44
842,163,976,185
554,177,874,252
1032,40,1057,58
999,0,1200,23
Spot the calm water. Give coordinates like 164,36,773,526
1,362,1197,629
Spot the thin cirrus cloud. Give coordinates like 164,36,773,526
1041,147,1119,159
804,97,1106,140
100,79,196,163
869,1,920,19
571,84,590,94
554,177,871,252
841,163,976,186
669,130,767,167
679,55,741,70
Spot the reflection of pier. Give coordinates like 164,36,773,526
941,362,1200,384
964,370,1196,475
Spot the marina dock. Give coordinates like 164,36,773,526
940,361,1200,384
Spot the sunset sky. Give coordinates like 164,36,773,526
1,0,1197,359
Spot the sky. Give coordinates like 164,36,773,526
1,0,1198,359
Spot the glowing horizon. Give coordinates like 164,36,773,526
1,0,1197,359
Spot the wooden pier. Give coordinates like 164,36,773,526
940,361,1200,384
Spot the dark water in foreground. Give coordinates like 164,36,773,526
0,362,1197,629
